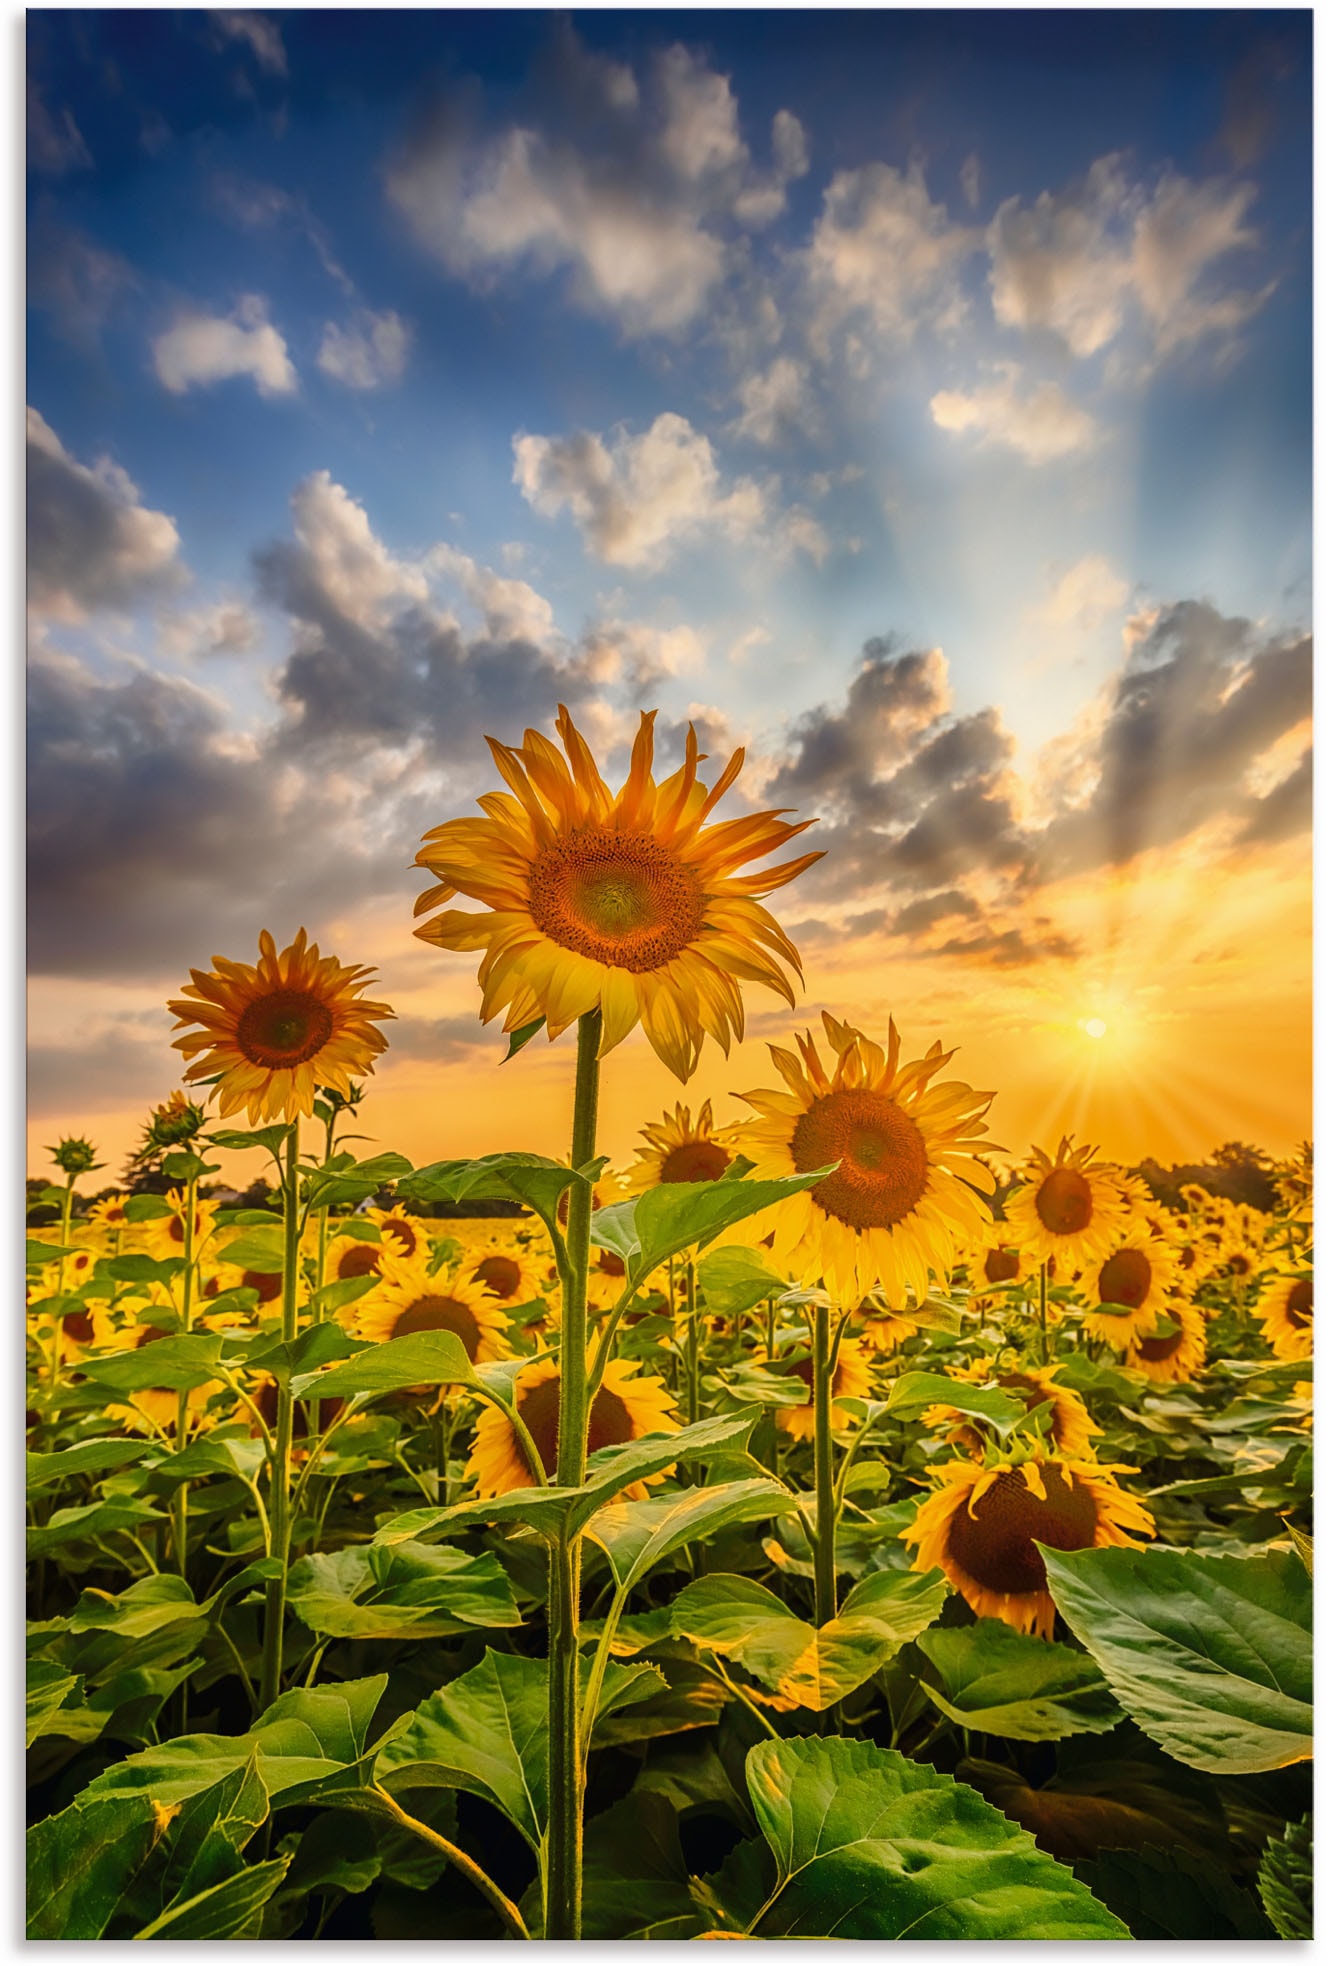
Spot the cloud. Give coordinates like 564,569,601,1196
988,155,1272,362
317,310,411,389
155,601,261,660
27,79,92,175
27,408,183,622
152,295,297,397
1037,555,1130,629
730,356,818,446
210,11,288,77
513,412,767,570
385,25,807,335
427,543,557,647
807,162,977,349
930,365,1097,464
210,173,353,293
577,618,708,692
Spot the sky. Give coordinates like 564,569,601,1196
26,7,1313,1184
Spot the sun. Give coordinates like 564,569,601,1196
1083,1018,1108,1040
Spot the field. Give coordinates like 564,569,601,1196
26,1111,1313,1941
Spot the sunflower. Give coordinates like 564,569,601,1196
326,1230,389,1285
738,1012,994,1307
964,1235,1029,1298
1216,1234,1266,1287
87,1195,132,1236
1078,1231,1181,1345
1004,1138,1132,1276
620,1101,742,1193
413,706,822,1082
771,1338,874,1438
467,1355,678,1497
366,1203,427,1263
37,1245,98,1294
203,1261,281,1312
851,1296,920,1353
904,1451,1154,1638
462,1242,546,1311
355,1253,509,1362
1257,1272,1313,1362
1125,1299,1207,1384
923,1361,1101,1461
148,1188,218,1262
169,929,394,1122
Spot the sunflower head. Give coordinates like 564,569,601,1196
1257,1272,1313,1362
1004,1137,1132,1274
620,1100,742,1194
131,1090,207,1166
87,1195,132,1233
1125,1299,1207,1384
355,1252,510,1364
905,1449,1154,1637
150,1188,218,1261
413,706,824,1081
850,1292,919,1353
49,1135,101,1177
738,1012,994,1306
169,929,394,1123
467,1355,678,1496
366,1203,426,1263
463,1241,545,1310
1078,1231,1180,1345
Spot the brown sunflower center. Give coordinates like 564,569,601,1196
381,1218,420,1258
948,1465,1099,1596
235,989,336,1069
389,1293,481,1358
517,1377,637,1476
1286,1280,1312,1327
792,1088,929,1230
1035,1167,1094,1235
335,1241,381,1280
658,1139,732,1184
1098,1248,1152,1308
472,1254,523,1300
527,828,705,972
243,1268,282,1305
1136,1326,1183,1362
1178,1244,1198,1271
1228,1251,1255,1277
594,1248,627,1278
61,1310,95,1344
984,1247,1020,1284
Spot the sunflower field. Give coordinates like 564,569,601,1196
26,710,1312,1942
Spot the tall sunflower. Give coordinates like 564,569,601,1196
1004,1138,1132,1275
355,1253,509,1363
1257,1272,1313,1362
169,929,394,1122
1125,1299,1207,1384
1078,1231,1181,1345
738,1012,995,1306
619,1100,741,1193
413,706,822,1082
905,1451,1154,1638
467,1356,678,1497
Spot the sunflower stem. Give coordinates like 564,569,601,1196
813,1301,838,1630
48,1174,76,1410
171,1169,199,1583
545,1008,601,1943
1039,1261,1051,1365
259,1119,301,1712
684,1259,701,1431
765,1293,777,1361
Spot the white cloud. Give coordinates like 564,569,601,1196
930,365,1098,464
779,506,832,567
287,471,433,631
427,544,557,647
730,356,818,446
579,618,708,689
156,601,261,660
211,11,288,77
152,295,297,397
512,412,767,571
1039,556,1130,628
317,309,410,389
988,155,1271,361
385,29,806,335
807,162,977,349
27,408,182,622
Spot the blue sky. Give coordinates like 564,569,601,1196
27,9,1314,1168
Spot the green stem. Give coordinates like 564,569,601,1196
684,1259,701,1429
171,1171,198,1580
48,1175,76,1409
545,1008,601,1944
259,1120,300,1712
764,1294,777,1361
812,1302,837,1630
370,1788,530,1940
1039,1261,1050,1366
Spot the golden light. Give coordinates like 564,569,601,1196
1083,1018,1108,1040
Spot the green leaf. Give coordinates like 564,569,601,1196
587,1478,795,1594
884,1370,1026,1429
1257,1814,1313,1940
27,1659,81,1746
28,1497,166,1556
286,1542,521,1640
590,1171,832,1285
105,1253,185,1285
289,1328,484,1402
700,1736,1129,1938
27,1437,146,1488
210,1125,293,1156
123,1194,174,1221
132,1858,290,1940
670,1568,948,1711
78,1333,226,1393
1041,1543,1313,1774
915,1620,1122,1741
503,1015,546,1060
1284,1519,1313,1576
303,1151,413,1210
110,1752,271,1937
1075,1846,1275,1940
216,1227,286,1272
27,1236,80,1267
695,1245,788,1318
397,1151,602,1235
68,1574,206,1641
575,1792,704,1941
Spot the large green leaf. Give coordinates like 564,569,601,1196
1041,1544,1313,1774
590,1170,832,1286
26,1437,146,1489
1075,1846,1275,1940
27,1659,81,1746
884,1370,1026,1430
1257,1814,1313,1939
670,1568,947,1711
698,1736,1128,1938
28,1496,166,1556
397,1152,604,1235
132,1858,291,1939
695,1245,788,1318
915,1620,1122,1741
303,1151,413,1211
289,1328,513,1403
586,1479,795,1594
574,1792,705,1941
286,1542,521,1640
76,1333,227,1393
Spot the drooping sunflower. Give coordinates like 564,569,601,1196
619,1101,741,1193
462,1242,546,1312
1078,1232,1181,1346
1004,1138,1132,1276
1257,1272,1313,1362
923,1360,1101,1461
355,1253,510,1363
169,929,394,1122
738,1012,995,1307
413,706,822,1082
905,1451,1154,1638
467,1355,678,1497
1124,1299,1208,1384
771,1337,874,1438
